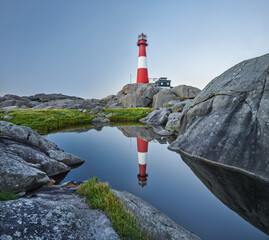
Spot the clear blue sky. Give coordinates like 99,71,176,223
0,0,268,99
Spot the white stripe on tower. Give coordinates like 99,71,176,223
138,152,147,165
138,56,147,69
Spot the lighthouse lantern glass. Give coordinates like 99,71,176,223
138,34,147,41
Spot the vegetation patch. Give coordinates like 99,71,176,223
77,178,153,240
0,109,97,134
0,108,152,134
0,190,18,201
103,107,152,122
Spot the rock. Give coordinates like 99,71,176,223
114,190,201,240
0,185,119,240
163,100,181,108
32,99,103,110
150,125,173,136
169,53,269,181
91,117,103,123
165,112,181,133
0,99,36,109
90,106,103,114
0,121,84,167
0,121,85,192
119,93,151,108
152,89,179,109
171,85,201,101
172,100,191,113
0,150,50,192
105,113,114,118
136,84,160,99
28,93,83,102
140,108,172,125
0,136,70,177
1,115,12,120
117,126,162,142
122,83,143,94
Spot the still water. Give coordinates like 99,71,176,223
46,125,269,240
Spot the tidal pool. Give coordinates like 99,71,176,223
46,125,269,240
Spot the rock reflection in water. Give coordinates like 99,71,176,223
180,153,269,235
117,125,176,187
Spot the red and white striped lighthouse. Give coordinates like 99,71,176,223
137,33,149,83
137,138,149,187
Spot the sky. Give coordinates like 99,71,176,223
0,0,268,99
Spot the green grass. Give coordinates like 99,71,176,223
0,108,152,134
0,190,18,201
0,109,97,134
77,178,154,240
103,107,152,122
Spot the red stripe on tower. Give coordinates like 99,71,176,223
137,33,149,83
137,138,149,187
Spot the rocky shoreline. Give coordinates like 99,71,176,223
1,53,269,239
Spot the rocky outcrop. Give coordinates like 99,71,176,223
114,190,201,240
152,85,200,109
0,121,85,192
117,83,160,108
140,108,172,125
0,93,105,110
169,53,269,181
0,185,119,240
165,112,181,133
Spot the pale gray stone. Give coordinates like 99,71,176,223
114,190,201,240
0,186,119,240
169,53,269,181
152,89,179,109
165,112,181,133
171,85,201,101
140,108,172,125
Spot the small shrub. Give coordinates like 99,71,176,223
0,190,18,201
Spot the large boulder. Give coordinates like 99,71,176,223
0,121,85,192
152,89,179,109
0,150,50,192
171,85,201,101
0,121,84,167
140,108,172,125
0,185,119,240
119,94,151,108
114,190,201,240
152,86,200,109
118,83,160,108
169,53,269,181
165,112,181,133
0,136,70,177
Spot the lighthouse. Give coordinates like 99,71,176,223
137,33,149,83
137,138,149,187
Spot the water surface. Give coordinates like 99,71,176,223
46,125,269,240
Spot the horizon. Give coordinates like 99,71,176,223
1,0,269,99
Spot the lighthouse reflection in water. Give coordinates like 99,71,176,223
137,138,149,187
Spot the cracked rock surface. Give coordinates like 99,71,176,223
169,53,269,181
0,121,85,192
0,185,119,240
114,190,201,240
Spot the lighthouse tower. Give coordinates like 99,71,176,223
137,138,149,187
137,33,149,83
